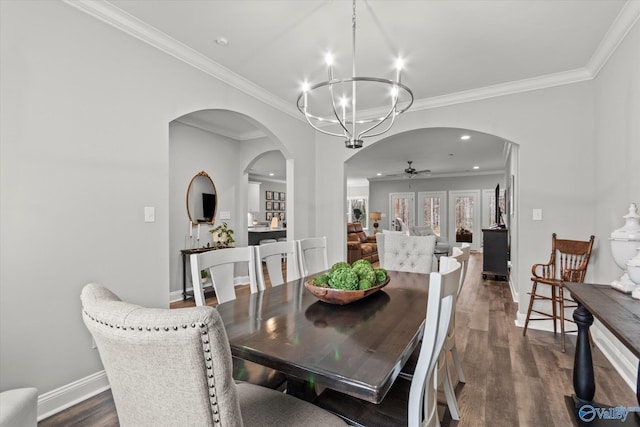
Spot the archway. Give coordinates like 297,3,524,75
345,127,520,298
167,108,292,302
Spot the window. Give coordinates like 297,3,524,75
448,190,480,249
418,191,446,236
389,193,415,231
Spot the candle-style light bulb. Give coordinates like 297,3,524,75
395,57,404,83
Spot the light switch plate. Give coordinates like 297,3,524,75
532,209,543,221
144,206,155,222
220,211,231,220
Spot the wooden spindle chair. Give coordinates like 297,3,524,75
523,233,595,352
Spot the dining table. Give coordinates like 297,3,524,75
216,270,431,404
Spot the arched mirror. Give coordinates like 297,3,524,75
186,171,217,225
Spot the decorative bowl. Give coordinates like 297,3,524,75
304,276,390,305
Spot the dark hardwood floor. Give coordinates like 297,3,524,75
39,254,637,426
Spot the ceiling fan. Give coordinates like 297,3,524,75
384,161,431,178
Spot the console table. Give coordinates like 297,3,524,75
482,228,509,280
563,282,640,425
180,247,217,300
248,227,286,245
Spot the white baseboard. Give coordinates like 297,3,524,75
514,312,637,394
508,277,518,302
37,370,110,421
591,323,638,392
169,289,184,303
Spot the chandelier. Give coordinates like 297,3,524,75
296,0,413,149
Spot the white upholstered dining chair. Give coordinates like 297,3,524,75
314,260,461,427
190,247,257,306
297,237,329,277
0,388,37,427
81,284,346,427
255,240,301,289
379,233,437,274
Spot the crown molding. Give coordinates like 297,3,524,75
412,68,593,111
61,0,301,120
587,0,640,77
64,0,639,121
174,117,266,141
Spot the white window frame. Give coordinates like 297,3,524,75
389,192,415,230
448,190,481,251
417,191,447,239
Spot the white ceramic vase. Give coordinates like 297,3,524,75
610,203,640,293
627,248,640,300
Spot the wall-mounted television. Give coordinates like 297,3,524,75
202,193,216,222
495,183,507,228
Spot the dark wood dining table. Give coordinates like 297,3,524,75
216,270,431,404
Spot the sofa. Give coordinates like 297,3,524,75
409,226,452,255
347,222,379,264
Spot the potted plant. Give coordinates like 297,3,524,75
209,222,235,249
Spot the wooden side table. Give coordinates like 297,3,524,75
180,247,217,300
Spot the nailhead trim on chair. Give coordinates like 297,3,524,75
83,312,222,424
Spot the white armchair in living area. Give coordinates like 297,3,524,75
410,226,452,255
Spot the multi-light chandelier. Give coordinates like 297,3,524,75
296,0,414,149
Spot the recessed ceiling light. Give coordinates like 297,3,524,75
215,37,229,46
268,173,274,176
473,165,480,170
377,173,382,176
460,135,471,140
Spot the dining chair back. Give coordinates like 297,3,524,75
190,246,257,306
297,237,329,277
452,243,471,296
523,233,595,352
255,240,300,289
433,256,467,420
381,233,437,274
80,284,346,427
409,259,460,427
314,260,460,427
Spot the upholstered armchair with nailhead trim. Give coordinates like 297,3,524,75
81,284,346,427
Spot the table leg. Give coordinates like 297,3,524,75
286,377,318,402
182,252,187,300
573,301,595,405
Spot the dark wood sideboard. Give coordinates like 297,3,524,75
482,228,509,280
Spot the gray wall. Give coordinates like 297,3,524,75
169,121,244,295
0,0,317,412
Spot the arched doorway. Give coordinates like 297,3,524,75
345,127,520,296
167,109,291,302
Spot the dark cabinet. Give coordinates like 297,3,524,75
482,228,509,280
